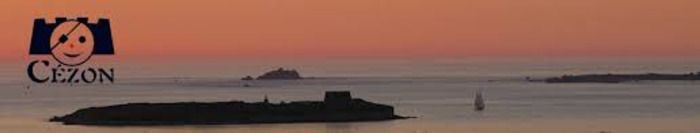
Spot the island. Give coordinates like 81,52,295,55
49,91,410,125
242,68,303,80
241,75,254,80
544,72,700,83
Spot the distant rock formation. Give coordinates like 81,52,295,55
49,91,410,125
241,75,254,80
545,72,700,83
254,68,303,80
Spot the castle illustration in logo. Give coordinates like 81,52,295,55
28,17,115,83
30,17,114,66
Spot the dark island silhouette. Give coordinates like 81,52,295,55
49,91,410,125
242,68,303,80
545,72,700,83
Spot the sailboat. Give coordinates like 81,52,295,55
474,89,485,111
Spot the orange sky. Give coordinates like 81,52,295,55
1,0,699,60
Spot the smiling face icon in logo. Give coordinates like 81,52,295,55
49,20,94,66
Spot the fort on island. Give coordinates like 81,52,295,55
49,91,409,125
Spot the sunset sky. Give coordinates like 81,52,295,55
1,0,699,60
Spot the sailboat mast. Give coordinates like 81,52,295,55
474,89,485,111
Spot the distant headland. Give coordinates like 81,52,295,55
242,68,303,80
49,91,410,125
544,72,700,83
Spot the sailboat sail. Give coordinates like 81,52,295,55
474,89,485,111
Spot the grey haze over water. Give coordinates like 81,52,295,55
0,58,699,133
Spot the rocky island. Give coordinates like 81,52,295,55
545,72,700,83
242,68,303,80
49,91,410,125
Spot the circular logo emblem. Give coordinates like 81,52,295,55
50,20,94,66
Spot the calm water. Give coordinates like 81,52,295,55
1,58,699,133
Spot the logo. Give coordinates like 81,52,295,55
28,17,115,84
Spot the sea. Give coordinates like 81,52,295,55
0,58,699,133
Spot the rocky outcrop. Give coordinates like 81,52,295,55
241,76,254,80
49,91,410,125
545,72,700,83
255,68,303,80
